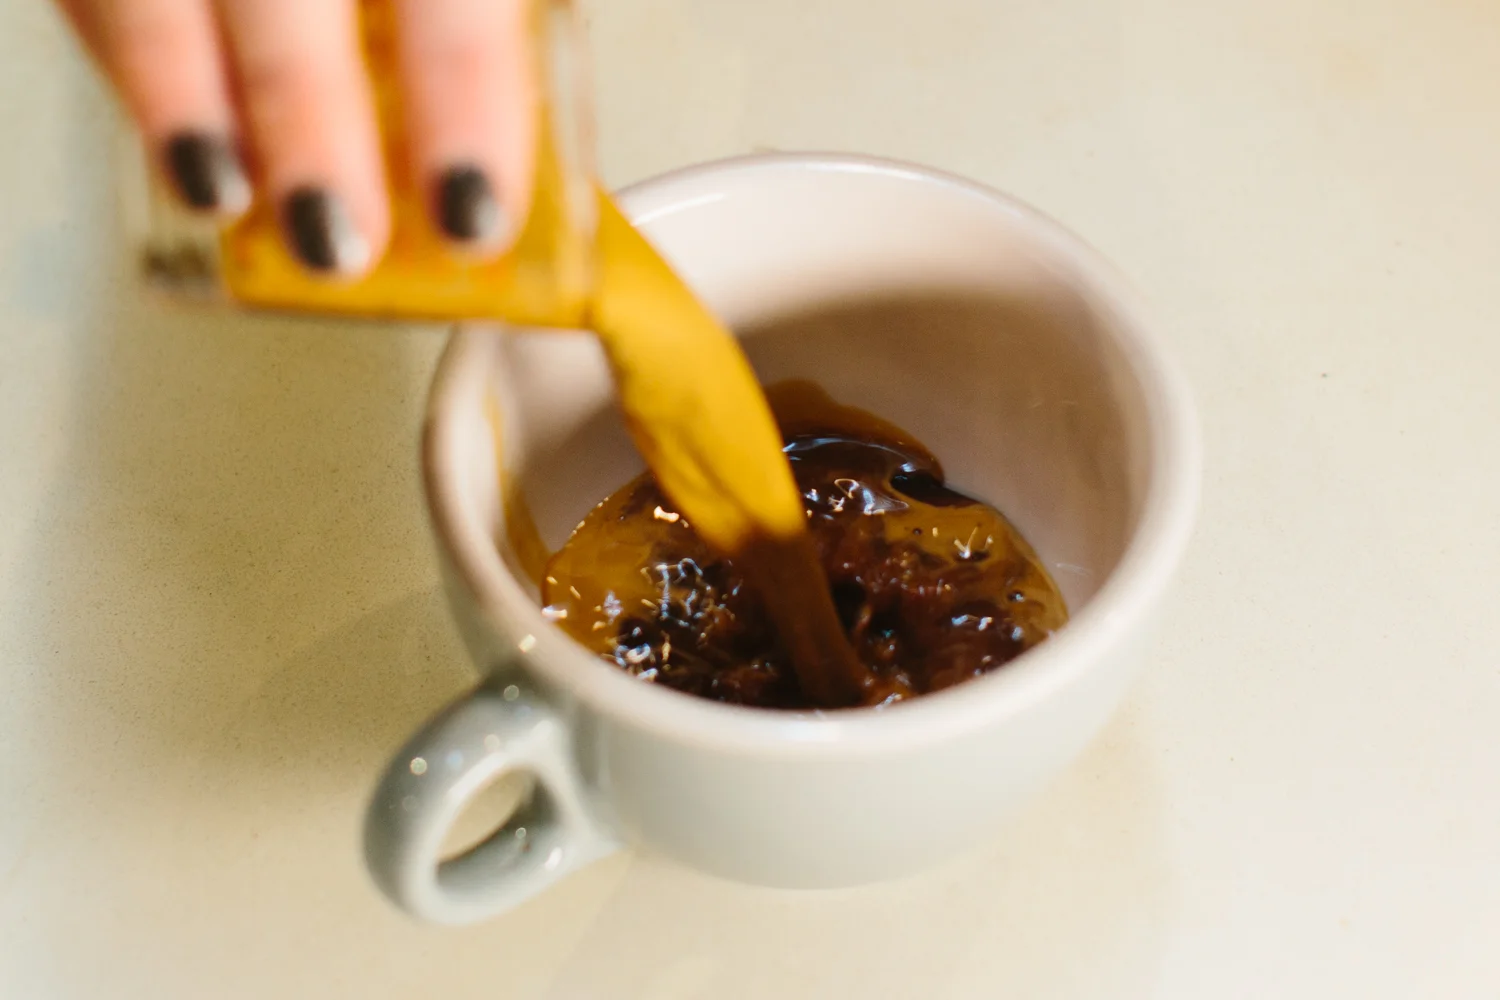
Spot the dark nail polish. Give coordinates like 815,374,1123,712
282,187,369,275
435,166,505,245
164,131,250,214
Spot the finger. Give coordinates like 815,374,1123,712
216,0,388,276
393,0,537,253
59,0,250,215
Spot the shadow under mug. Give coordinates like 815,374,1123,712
363,154,1200,925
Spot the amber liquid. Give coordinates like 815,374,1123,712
541,382,1069,710
585,204,876,707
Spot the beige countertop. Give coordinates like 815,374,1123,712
3,0,1497,995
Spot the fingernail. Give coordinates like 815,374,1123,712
282,187,370,275
163,131,250,215
435,165,505,247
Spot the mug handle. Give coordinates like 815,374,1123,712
363,677,619,924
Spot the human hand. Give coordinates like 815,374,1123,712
57,0,537,275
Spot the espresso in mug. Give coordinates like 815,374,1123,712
540,382,1068,709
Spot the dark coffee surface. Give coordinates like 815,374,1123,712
540,383,1068,710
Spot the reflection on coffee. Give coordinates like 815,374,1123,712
540,382,1068,710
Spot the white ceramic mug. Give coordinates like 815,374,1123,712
363,154,1200,925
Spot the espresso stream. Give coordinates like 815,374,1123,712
584,201,874,706
539,382,1068,709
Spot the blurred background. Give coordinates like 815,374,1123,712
1,0,1497,996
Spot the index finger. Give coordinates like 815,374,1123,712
216,0,389,276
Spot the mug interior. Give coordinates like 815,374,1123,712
498,165,1149,612
427,154,1195,747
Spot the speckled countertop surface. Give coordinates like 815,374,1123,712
2,0,1498,996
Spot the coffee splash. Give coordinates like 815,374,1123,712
537,382,1068,709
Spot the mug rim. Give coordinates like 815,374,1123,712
423,152,1201,757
